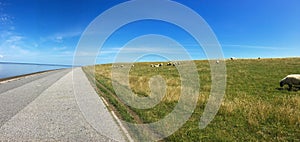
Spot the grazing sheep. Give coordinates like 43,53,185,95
216,60,220,64
150,63,163,68
258,57,261,60
167,62,172,66
112,65,120,68
172,62,179,66
154,64,160,67
280,74,300,91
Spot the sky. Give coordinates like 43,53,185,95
0,0,299,65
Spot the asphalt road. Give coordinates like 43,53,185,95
0,68,126,141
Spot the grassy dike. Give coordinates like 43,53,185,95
83,58,300,141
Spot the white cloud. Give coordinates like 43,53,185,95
6,35,23,43
0,54,3,58
0,8,14,25
53,46,67,51
55,36,63,43
0,32,32,58
41,30,82,43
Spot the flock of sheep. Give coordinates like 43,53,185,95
112,59,300,91
150,62,180,68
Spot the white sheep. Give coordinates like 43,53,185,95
154,64,160,67
280,74,300,91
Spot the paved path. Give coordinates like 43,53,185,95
0,68,126,141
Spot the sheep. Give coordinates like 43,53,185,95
280,74,300,91
167,62,172,66
154,64,160,67
216,60,220,64
112,65,121,68
173,62,179,66
150,63,163,68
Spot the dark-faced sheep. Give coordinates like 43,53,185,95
151,64,162,68
280,74,300,91
154,64,160,67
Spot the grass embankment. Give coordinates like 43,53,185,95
83,58,300,141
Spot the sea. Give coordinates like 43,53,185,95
0,62,73,79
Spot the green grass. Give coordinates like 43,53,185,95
83,58,300,141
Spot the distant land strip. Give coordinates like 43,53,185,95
0,69,55,82
0,62,81,67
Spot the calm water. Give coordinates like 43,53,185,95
0,63,72,79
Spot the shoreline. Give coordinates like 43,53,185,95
0,69,67,83
0,61,76,67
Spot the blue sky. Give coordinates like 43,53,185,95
0,0,299,65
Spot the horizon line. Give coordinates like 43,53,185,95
0,61,81,67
